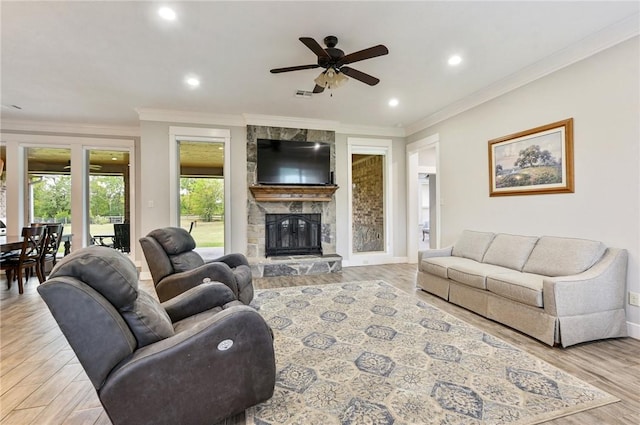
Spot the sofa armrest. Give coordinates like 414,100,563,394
100,306,275,425
418,246,453,269
543,248,628,317
155,262,239,302
162,282,236,323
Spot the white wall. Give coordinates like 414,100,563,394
138,121,247,268
408,37,640,334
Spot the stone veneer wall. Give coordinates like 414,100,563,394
352,155,384,252
246,125,336,258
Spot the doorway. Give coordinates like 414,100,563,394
26,147,73,247
352,153,385,253
347,137,393,266
406,135,440,263
87,149,130,251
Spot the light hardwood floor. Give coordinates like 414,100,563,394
1,264,639,424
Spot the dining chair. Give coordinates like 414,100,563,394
113,223,130,253
1,226,47,293
40,223,64,278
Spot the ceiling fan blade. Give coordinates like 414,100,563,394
270,64,320,74
340,67,380,86
299,37,330,59
312,84,325,94
338,45,389,66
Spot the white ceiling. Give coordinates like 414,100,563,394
1,1,638,133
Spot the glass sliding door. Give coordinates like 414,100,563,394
26,147,73,251
178,140,225,259
2,134,135,259
87,149,130,252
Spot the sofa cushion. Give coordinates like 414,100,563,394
448,263,513,290
522,236,606,277
486,272,544,307
421,257,478,279
482,233,539,271
451,230,495,262
121,291,175,348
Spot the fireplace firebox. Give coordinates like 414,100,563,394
265,213,322,257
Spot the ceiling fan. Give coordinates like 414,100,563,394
270,36,389,93
63,161,102,171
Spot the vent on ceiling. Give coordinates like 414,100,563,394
295,90,313,99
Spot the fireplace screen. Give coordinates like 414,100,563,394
265,213,322,257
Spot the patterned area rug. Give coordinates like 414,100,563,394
246,281,618,425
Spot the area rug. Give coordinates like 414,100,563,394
246,281,618,425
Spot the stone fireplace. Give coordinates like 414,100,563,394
247,125,342,277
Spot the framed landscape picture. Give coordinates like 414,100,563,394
488,118,574,197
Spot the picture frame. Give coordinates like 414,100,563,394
488,118,574,197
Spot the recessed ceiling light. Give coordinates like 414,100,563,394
158,7,176,21
185,77,200,87
388,98,399,107
448,55,462,66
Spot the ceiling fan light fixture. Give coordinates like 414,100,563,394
314,67,348,90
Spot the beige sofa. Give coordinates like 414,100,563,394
417,230,628,347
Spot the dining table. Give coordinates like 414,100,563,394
92,234,115,247
0,235,23,254
1,234,73,255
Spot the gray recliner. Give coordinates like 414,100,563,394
38,246,275,425
139,227,253,303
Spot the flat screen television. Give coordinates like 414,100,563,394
257,139,332,185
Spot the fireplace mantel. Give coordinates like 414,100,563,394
249,185,339,202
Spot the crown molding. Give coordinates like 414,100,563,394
0,119,139,137
243,113,340,132
136,108,246,127
1,112,404,139
337,123,405,138
243,114,406,137
137,109,404,137
405,13,640,136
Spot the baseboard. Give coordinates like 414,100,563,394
627,321,640,340
343,256,408,267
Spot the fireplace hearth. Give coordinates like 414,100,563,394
265,213,322,257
